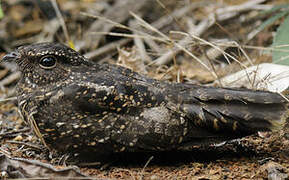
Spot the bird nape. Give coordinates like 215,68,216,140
2,42,288,160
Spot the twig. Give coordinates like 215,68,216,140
151,1,205,30
82,2,201,59
0,71,21,87
212,42,289,53
279,92,289,102
172,31,256,86
91,32,167,44
143,38,162,53
130,12,170,42
0,128,30,139
204,49,222,87
82,0,149,50
6,140,43,151
130,20,152,63
51,0,70,43
130,12,217,78
0,96,17,102
0,68,9,80
139,156,154,180
0,147,12,158
84,38,131,59
170,30,232,65
153,0,267,66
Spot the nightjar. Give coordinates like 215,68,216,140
2,43,288,158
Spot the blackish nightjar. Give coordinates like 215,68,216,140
2,43,289,158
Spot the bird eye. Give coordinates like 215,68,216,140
39,56,57,69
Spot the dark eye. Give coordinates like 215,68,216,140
39,56,57,69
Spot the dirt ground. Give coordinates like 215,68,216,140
0,0,289,179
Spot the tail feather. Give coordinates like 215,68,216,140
174,85,288,137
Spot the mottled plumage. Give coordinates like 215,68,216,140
2,43,288,157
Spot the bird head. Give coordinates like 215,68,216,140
2,42,89,87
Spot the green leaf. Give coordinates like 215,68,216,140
259,4,289,16
251,5,289,46
256,11,289,37
272,14,289,65
0,0,3,19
